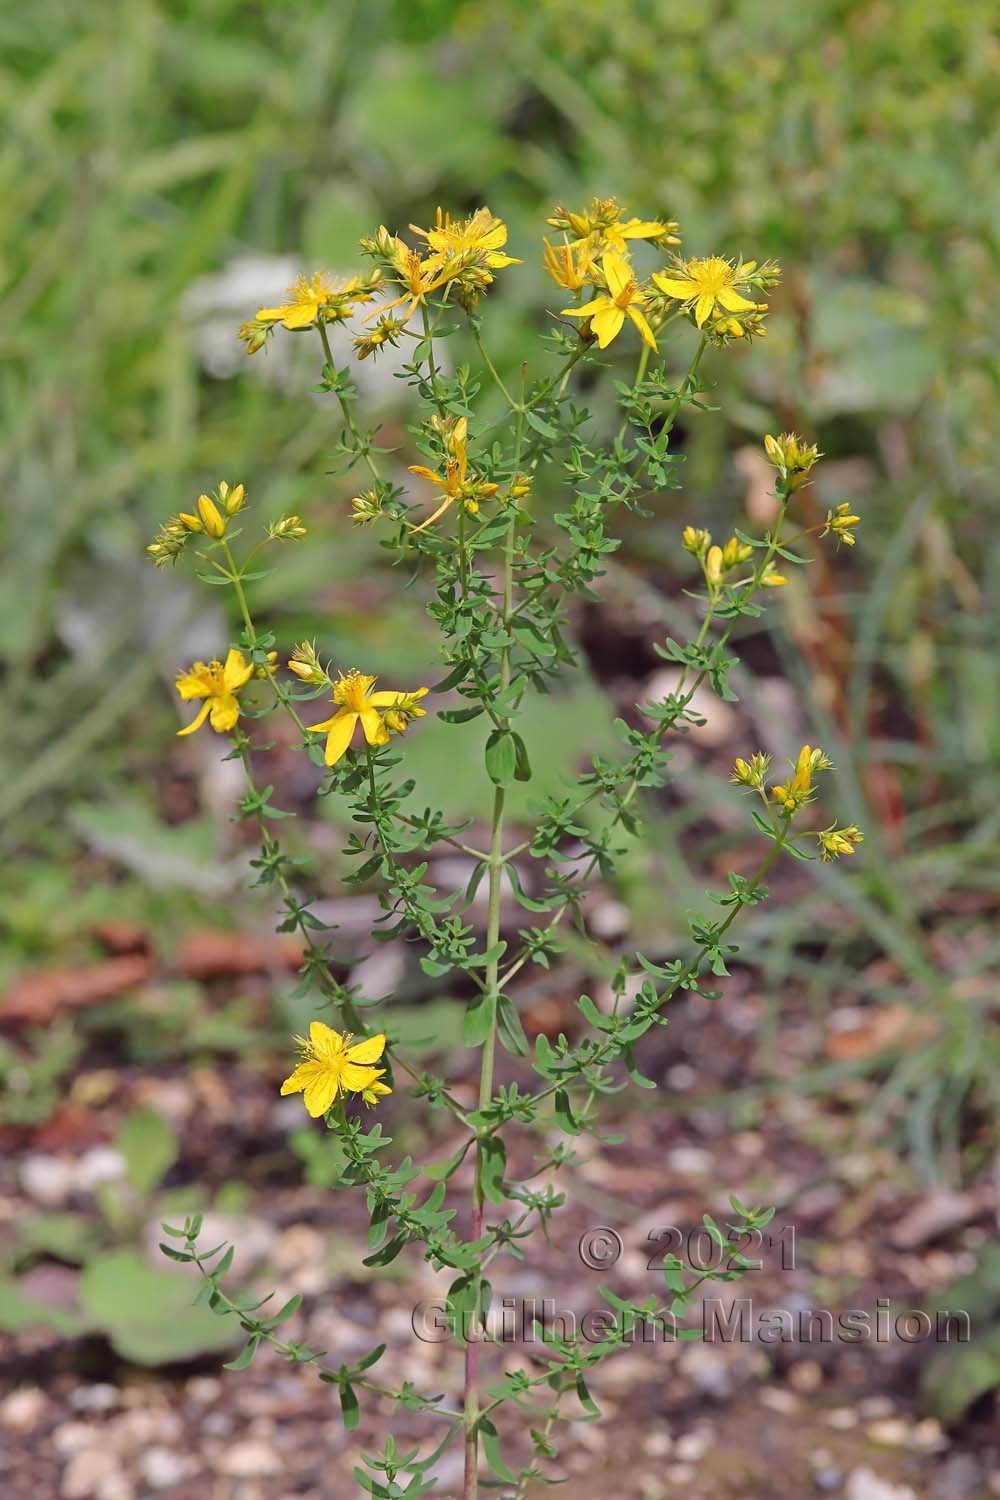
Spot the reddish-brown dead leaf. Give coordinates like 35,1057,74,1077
3,954,154,1025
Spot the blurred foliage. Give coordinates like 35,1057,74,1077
1,0,999,1171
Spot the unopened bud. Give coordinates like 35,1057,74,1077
197,494,226,538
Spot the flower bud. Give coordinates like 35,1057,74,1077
268,514,307,541
682,526,711,560
704,545,723,586
177,512,204,533
197,494,226,538
220,482,246,516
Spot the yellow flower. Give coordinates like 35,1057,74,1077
653,256,759,329
821,502,861,547
361,1077,393,1108
175,648,253,737
256,271,374,330
280,1021,390,1118
309,670,429,767
366,231,449,322
542,235,598,291
817,824,864,861
408,416,498,533
414,207,521,271
759,563,788,587
704,545,724,586
561,249,657,351
771,745,833,812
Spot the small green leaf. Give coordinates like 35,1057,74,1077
496,993,528,1056
223,1335,260,1371
484,729,517,787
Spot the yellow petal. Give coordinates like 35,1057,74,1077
717,286,757,314
694,293,715,328
255,303,295,323
175,667,211,701
176,700,212,737
619,219,666,240
280,302,320,329
208,694,240,733
589,304,625,348
651,275,699,300
324,712,359,766
346,1033,386,1066
340,1062,381,1092
409,495,456,534
602,250,631,300
223,648,253,691
627,306,659,352
359,707,390,746
408,464,446,486
309,1020,343,1059
302,1069,339,1117
280,1060,322,1096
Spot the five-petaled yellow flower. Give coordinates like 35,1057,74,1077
280,1022,390,1117
653,257,758,329
256,271,367,330
408,416,498,533
175,648,253,737
561,250,657,351
309,670,429,766
367,231,448,322
542,235,598,291
414,207,521,271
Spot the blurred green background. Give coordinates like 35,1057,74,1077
3,0,999,1172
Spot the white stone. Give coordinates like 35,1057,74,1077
60,1448,120,1499
845,1467,917,1500
76,1147,127,1190
140,1448,197,1489
69,1383,119,1413
215,1439,283,1478
20,1154,75,1206
0,1386,47,1432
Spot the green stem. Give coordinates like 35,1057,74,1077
317,322,381,483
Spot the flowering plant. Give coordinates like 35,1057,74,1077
153,196,861,1497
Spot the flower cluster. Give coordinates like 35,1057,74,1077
544,197,779,352
146,480,246,565
238,270,384,354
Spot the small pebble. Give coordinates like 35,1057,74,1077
788,1359,824,1393
664,1465,696,1486
215,1439,283,1478
140,1448,197,1489
641,1431,672,1457
867,1418,910,1447
760,1387,799,1413
827,1406,859,1430
75,1147,127,1190
675,1431,709,1462
69,1384,119,1414
0,1387,47,1432
20,1155,76,1207
858,1395,896,1420
54,1422,99,1457
60,1448,120,1499
909,1418,946,1453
